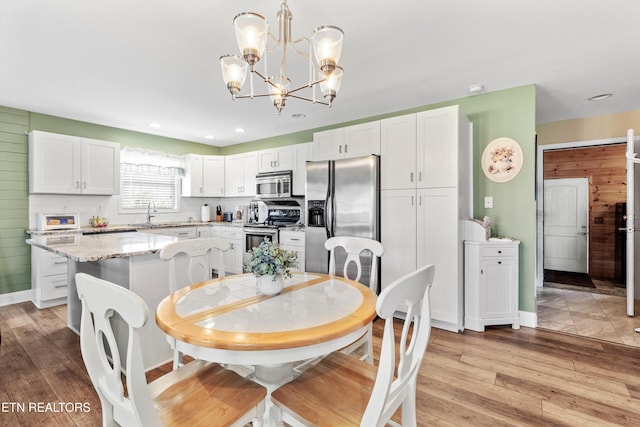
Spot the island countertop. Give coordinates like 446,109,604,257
26,231,179,262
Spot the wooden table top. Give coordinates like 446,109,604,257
156,273,377,351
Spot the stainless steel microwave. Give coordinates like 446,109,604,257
255,170,292,199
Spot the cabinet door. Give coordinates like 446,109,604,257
417,187,461,329
224,155,244,197
29,131,82,194
343,121,381,159
202,155,225,197
241,152,259,197
312,128,344,161
258,147,293,172
291,143,309,196
183,154,204,197
380,114,416,190
416,106,459,188
82,138,120,195
481,257,518,319
380,189,417,291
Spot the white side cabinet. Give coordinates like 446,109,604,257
225,152,258,197
279,230,305,272
464,240,520,332
29,130,120,195
32,246,68,308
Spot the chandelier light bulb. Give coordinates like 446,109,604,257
269,75,291,113
320,66,343,103
312,26,344,75
234,12,268,66
220,55,248,96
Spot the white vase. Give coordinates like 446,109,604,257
257,274,284,296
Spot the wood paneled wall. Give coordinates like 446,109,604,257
0,106,30,294
543,144,626,279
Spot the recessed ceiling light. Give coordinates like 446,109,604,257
149,122,161,128
291,113,306,119
588,93,612,101
235,128,246,133
204,135,215,140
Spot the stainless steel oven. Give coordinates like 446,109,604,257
255,170,292,199
244,226,279,253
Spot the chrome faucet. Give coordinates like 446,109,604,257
146,201,157,224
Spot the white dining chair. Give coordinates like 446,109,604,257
326,236,384,364
272,264,435,427
159,237,231,293
75,272,266,427
159,237,232,369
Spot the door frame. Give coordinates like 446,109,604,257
535,136,626,294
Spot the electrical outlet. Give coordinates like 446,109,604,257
484,196,493,209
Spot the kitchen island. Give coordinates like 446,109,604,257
27,231,182,371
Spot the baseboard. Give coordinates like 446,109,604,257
519,310,537,328
0,289,33,307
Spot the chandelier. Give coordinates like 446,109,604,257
219,0,344,113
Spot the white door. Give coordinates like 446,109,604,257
625,129,639,316
543,178,589,273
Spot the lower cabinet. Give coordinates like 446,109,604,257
279,230,305,272
212,226,243,275
464,240,520,332
32,246,68,308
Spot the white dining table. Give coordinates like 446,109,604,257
155,272,376,426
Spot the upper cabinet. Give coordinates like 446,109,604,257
381,106,470,190
225,152,258,197
258,146,294,173
183,154,225,197
29,130,120,195
311,122,380,161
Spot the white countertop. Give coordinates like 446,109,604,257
26,220,245,236
26,231,179,262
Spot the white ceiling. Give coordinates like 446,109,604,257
1,0,639,147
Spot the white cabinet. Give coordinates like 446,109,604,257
279,230,305,272
225,152,258,197
182,154,225,197
258,146,293,173
464,241,520,332
196,226,212,238
380,105,471,332
212,226,243,275
32,246,68,308
29,130,120,195
311,122,380,161
292,143,310,196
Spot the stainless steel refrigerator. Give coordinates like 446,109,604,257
305,155,380,289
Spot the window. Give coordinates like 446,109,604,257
120,148,184,211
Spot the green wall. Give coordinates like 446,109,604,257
1,85,536,312
30,113,221,155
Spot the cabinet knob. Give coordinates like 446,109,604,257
498,250,502,253
498,261,502,264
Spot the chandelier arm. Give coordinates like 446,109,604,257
234,93,274,99
287,78,327,94
288,42,310,58
288,93,329,106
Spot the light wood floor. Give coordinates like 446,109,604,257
2,302,640,426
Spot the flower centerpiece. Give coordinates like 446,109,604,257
244,238,298,295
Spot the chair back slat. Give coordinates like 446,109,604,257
76,273,161,427
159,238,231,292
361,264,435,426
325,236,384,294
